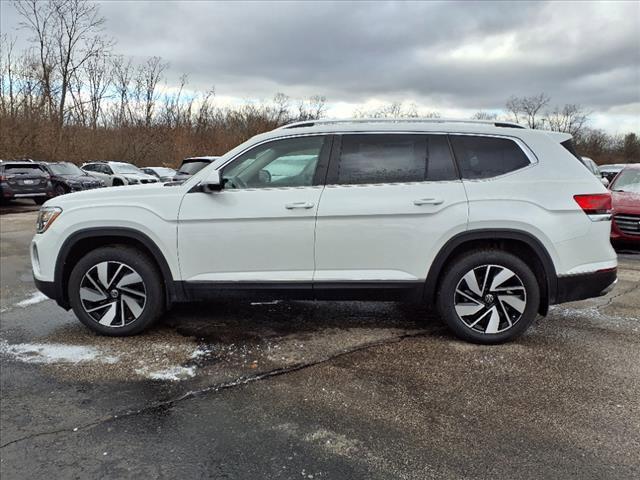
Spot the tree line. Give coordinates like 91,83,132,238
0,0,637,167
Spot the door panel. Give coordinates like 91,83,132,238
178,187,323,282
314,133,468,282
314,182,468,281
177,134,331,283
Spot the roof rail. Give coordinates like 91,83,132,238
278,118,526,130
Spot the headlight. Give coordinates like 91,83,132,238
36,207,62,234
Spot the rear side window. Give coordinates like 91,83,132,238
450,135,530,179
336,134,457,185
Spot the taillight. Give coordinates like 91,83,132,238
573,193,612,215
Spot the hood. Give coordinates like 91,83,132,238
121,172,158,181
56,174,101,183
611,190,640,214
42,182,184,209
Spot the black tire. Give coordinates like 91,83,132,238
34,197,47,205
68,245,164,336
54,184,67,196
436,249,540,344
112,178,123,186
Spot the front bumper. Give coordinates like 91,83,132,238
554,268,617,304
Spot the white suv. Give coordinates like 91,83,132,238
81,161,159,186
31,119,617,344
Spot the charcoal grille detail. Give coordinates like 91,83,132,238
614,214,640,236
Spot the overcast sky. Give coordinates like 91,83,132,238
1,0,639,133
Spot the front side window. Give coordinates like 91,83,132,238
450,135,530,180
223,136,325,189
83,164,96,172
336,134,457,185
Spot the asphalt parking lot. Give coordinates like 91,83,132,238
1,208,639,479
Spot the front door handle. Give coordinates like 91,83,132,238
413,198,444,206
285,202,314,210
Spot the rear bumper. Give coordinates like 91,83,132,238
553,268,617,304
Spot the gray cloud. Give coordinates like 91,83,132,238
2,0,639,123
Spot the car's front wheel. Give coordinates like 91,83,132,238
68,246,164,336
436,250,540,344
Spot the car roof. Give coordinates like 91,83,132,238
184,156,218,161
242,118,575,147
1,161,42,166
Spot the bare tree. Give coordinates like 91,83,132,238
84,52,111,129
110,55,133,126
15,0,111,128
544,103,590,136
272,92,291,124
471,111,498,120
14,0,57,115
505,93,550,128
135,56,166,126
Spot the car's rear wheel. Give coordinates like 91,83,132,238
68,246,164,336
436,250,540,344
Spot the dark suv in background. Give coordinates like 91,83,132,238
40,162,105,196
0,161,54,204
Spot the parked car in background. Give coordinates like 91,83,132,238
599,164,626,183
581,156,609,186
40,162,105,196
172,156,218,183
82,161,159,186
0,160,53,204
141,166,176,182
609,164,640,245
32,119,617,344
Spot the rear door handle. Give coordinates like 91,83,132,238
413,198,443,206
285,202,314,210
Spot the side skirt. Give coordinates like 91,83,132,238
179,281,425,303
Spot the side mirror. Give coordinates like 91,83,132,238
201,170,223,193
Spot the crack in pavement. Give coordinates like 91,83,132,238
595,284,639,312
0,329,432,449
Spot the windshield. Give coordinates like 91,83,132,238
178,160,210,175
611,169,640,193
153,167,176,176
112,163,144,174
3,164,45,175
48,163,84,176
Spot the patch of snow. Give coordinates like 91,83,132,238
190,345,213,358
0,340,118,364
15,291,48,308
135,365,196,381
250,300,281,306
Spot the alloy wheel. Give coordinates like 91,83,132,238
453,264,527,334
79,261,147,327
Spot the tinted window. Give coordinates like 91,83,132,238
223,136,325,189
337,134,456,185
83,164,96,172
450,135,530,179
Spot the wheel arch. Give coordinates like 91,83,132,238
54,227,182,309
424,229,557,315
